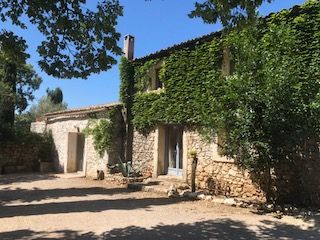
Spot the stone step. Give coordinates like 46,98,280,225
127,177,190,195
156,175,184,182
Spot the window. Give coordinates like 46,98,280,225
154,67,163,89
222,46,235,76
148,61,164,91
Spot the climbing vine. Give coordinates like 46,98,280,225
132,38,223,132
119,57,134,103
120,1,320,172
83,109,118,157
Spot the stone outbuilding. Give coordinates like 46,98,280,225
31,102,124,178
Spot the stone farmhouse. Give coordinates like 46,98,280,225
31,32,265,203
32,2,320,206
31,30,265,201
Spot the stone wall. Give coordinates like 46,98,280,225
31,108,124,179
82,113,124,178
84,135,109,178
185,130,266,203
132,129,155,177
30,121,46,133
0,142,43,174
130,127,266,202
45,118,88,173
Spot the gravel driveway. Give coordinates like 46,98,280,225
0,173,319,239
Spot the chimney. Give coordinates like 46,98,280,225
123,35,134,60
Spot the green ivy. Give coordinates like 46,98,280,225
134,59,158,93
120,1,320,173
219,0,320,169
132,38,222,132
119,57,134,103
83,109,117,157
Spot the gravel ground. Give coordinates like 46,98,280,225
0,173,319,240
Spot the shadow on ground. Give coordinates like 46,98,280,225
0,173,181,218
0,173,57,185
0,186,132,204
251,209,320,237
0,196,180,218
0,218,319,240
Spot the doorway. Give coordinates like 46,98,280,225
165,125,183,177
67,132,85,173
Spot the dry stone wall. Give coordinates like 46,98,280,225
132,129,155,178
272,156,320,207
0,142,42,174
185,130,266,203
30,122,46,133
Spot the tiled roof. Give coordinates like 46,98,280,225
43,102,122,119
134,31,222,63
133,4,302,63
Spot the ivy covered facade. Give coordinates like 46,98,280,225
31,1,320,206
121,1,320,205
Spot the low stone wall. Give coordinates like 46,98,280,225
185,130,266,203
0,142,43,174
132,130,155,178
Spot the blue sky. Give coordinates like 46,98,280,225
3,0,306,109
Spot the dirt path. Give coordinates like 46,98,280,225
0,173,319,239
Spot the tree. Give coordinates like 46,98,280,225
0,31,42,127
28,96,68,121
15,90,67,129
189,0,273,28
46,87,63,105
0,0,123,79
213,1,320,202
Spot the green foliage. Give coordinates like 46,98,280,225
15,64,42,112
0,31,29,63
0,32,42,127
28,96,68,121
46,88,63,104
134,59,157,93
83,109,117,157
124,1,320,171
214,1,320,169
15,91,67,131
0,125,53,158
189,0,273,28
0,0,123,79
119,57,134,103
132,38,222,132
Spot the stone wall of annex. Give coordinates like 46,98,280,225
46,118,88,173
131,129,156,178
31,108,124,179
